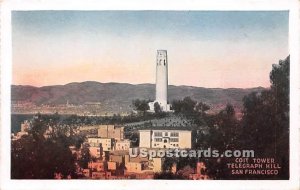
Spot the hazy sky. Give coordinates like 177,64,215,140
12,11,289,88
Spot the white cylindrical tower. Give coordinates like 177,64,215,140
156,50,168,106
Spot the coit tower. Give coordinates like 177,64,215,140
156,50,168,106
149,50,171,112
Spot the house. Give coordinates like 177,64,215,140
125,162,143,174
115,139,131,150
88,161,107,172
97,125,124,140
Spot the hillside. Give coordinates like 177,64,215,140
11,81,265,113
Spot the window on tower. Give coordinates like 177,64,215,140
164,60,166,65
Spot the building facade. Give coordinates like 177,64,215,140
88,137,114,152
139,129,191,149
97,125,124,140
115,139,131,151
125,162,144,174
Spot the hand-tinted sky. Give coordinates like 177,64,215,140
12,11,289,88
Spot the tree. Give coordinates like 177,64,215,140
206,104,239,152
202,104,241,179
195,102,210,117
154,102,162,114
240,55,289,179
181,97,197,114
11,115,77,179
79,144,91,169
171,96,197,115
132,99,150,115
11,135,76,179
171,99,183,113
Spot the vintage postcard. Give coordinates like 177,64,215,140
0,0,299,190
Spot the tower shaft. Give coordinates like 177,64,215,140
148,50,171,112
156,50,168,104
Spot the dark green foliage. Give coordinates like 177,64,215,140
132,99,150,115
240,56,289,179
205,158,232,180
209,104,239,151
172,97,210,119
195,102,210,116
154,172,185,179
195,56,290,179
11,136,76,179
172,97,197,114
78,144,91,169
154,102,162,114
11,114,83,179
202,104,240,179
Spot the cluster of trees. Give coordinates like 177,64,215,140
11,114,89,179
14,112,158,126
172,97,210,116
171,97,210,127
159,56,290,180
131,95,210,118
239,56,290,178
132,99,167,117
204,56,289,179
132,99,150,115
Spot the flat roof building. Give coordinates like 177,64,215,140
97,125,124,140
139,129,191,149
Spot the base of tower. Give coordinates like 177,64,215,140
148,101,173,112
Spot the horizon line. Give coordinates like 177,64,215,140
11,80,269,90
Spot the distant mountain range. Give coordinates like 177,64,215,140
11,81,265,113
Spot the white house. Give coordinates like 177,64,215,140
139,129,191,149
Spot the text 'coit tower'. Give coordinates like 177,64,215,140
149,50,171,112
